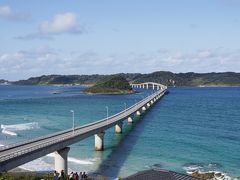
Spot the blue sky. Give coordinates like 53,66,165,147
0,0,240,80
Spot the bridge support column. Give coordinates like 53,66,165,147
136,110,141,116
128,116,134,123
54,147,70,175
142,106,146,111
95,132,105,151
151,100,154,104
115,122,123,133
147,103,151,107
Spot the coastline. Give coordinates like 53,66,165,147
2,83,240,88
84,90,137,95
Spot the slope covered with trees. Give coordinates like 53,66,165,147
84,76,133,94
11,71,240,87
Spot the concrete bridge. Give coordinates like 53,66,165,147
0,85,168,174
130,82,166,90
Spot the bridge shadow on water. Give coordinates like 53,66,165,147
89,107,156,178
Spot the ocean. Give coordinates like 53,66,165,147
0,85,239,178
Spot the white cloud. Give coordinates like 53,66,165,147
0,6,11,17
0,48,240,80
16,12,83,40
197,50,213,58
15,33,54,40
0,5,31,21
39,13,81,34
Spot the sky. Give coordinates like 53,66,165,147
0,0,240,80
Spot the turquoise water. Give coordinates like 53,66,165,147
0,85,240,178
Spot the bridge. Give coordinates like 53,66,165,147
130,82,165,90
0,84,168,174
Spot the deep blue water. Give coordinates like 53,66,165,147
0,85,239,178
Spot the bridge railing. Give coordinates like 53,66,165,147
0,133,74,162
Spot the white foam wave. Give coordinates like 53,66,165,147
190,171,233,180
1,122,39,136
47,153,94,165
0,144,4,147
183,164,203,174
16,153,95,175
1,129,17,136
183,164,234,180
19,157,54,172
68,157,94,165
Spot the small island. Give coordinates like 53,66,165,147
84,76,134,94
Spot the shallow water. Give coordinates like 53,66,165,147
0,85,239,178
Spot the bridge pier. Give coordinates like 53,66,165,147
142,106,147,111
136,110,141,116
54,147,70,175
115,122,123,133
95,132,105,151
147,103,151,108
128,116,134,123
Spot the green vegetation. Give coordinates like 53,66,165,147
0,79,9,84
0,172,53,180
84,76,133,94
0,172,112,180
13,75,111,85
9,71,240,87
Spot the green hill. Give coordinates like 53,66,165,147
0,79,10,84
84,76,133,94
10,71,240,87
132,71,240,87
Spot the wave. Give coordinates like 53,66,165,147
68,157,94,165
47,153,94,165
1,130,17,136
183,163,204,174
183,163,233,180
183,162,224,174
1,122,39,136
0,144,4,147
19,157,54,172
189,170,232,180
18,154,95,173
